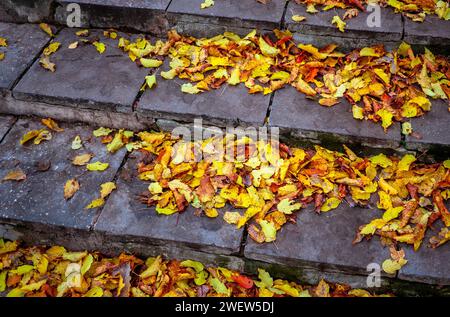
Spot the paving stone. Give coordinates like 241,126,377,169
137,60,271,127
55,0,171,35
398,201,450,286
0,118,127,230
0,115,15,141
13,28,148,113
95,151,244,255
0,0,53,23
0,22,49,92
404,15,450,53
285,3,403,41
244,204,391,276
167,0,285,36
404,100,450,160
270,86,401,149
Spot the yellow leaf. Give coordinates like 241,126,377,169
382,206,404,222
156,206,178,215
39,23,53,37
205,208,219,218
292,77,317,96
369,153,392,168
402,122,413,135
360,47,381,57
277,199,302,215
352,105,364,120
100,182,116,199
106,131,124,153
397,154,416,171
0,37,7,47
200,0,214,9
320,197,341,212
382,258,407,274
376,109,393,131
145,75,156,89
378,178,398,195
76,29,89,37
298,44,327,59
93,41,106,54
93,127,113,137
223,211,242,225
86,162,109,171
140,58,162,68
64,179,80,200
43,42,60,56
292,15,306,22
83,286,103,297
374,68,390,85
85,197,105,209
360,219,387,235
331,16,346,33
444,160,450,169
259,220,277,242
306,4,318,13
2,168,26,181
258,37,280,57
71,135,83,150
0,53,4,61
181,83,201,94
72,153,93,166
41,118,63,132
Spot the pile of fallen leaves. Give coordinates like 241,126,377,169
292,0,450,23
0,240,392,297
103,29,449,132
88,128,449,254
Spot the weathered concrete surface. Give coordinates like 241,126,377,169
0,0,54,23
137,61,271,127
285,3,403,41
13,28,148,113
398,200,450,286
270,86,402,150
404,100,450,161
95,151,244,255
0,114,15,141
404,15,450,54
55,0,171,36
244,204,391,276
0,118,126,230
0,22,49,92
167,0,285,36
1,92,155,131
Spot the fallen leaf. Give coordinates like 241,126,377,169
292,15,306,22
72,153,93,166
200,0,214,9
85,198,105,209
41,118,64,132
86,162,109,171
2,169,26,182
93,41,106,54
100,182,116,199
64,179,79,200
71,136,82,150
39,56,56,72
331,16,346,32
39,23,53,37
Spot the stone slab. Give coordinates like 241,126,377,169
0,22,50,92
167,0,285,35
1,92,156,131
95,151,245,255
55,0,171,35
0,118,126,230
270,86,402,149
244,204,391,276
398,202,450,286
13,28,148,113
404,15,450,52
404,100,450,160
0,114,15,141
137,60,271,127
0,0,53,23
285,3,403,41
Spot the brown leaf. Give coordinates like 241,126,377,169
64,179,80,200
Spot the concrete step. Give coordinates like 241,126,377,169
0,115,449,297
1,23,449,161
0,0,449,53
